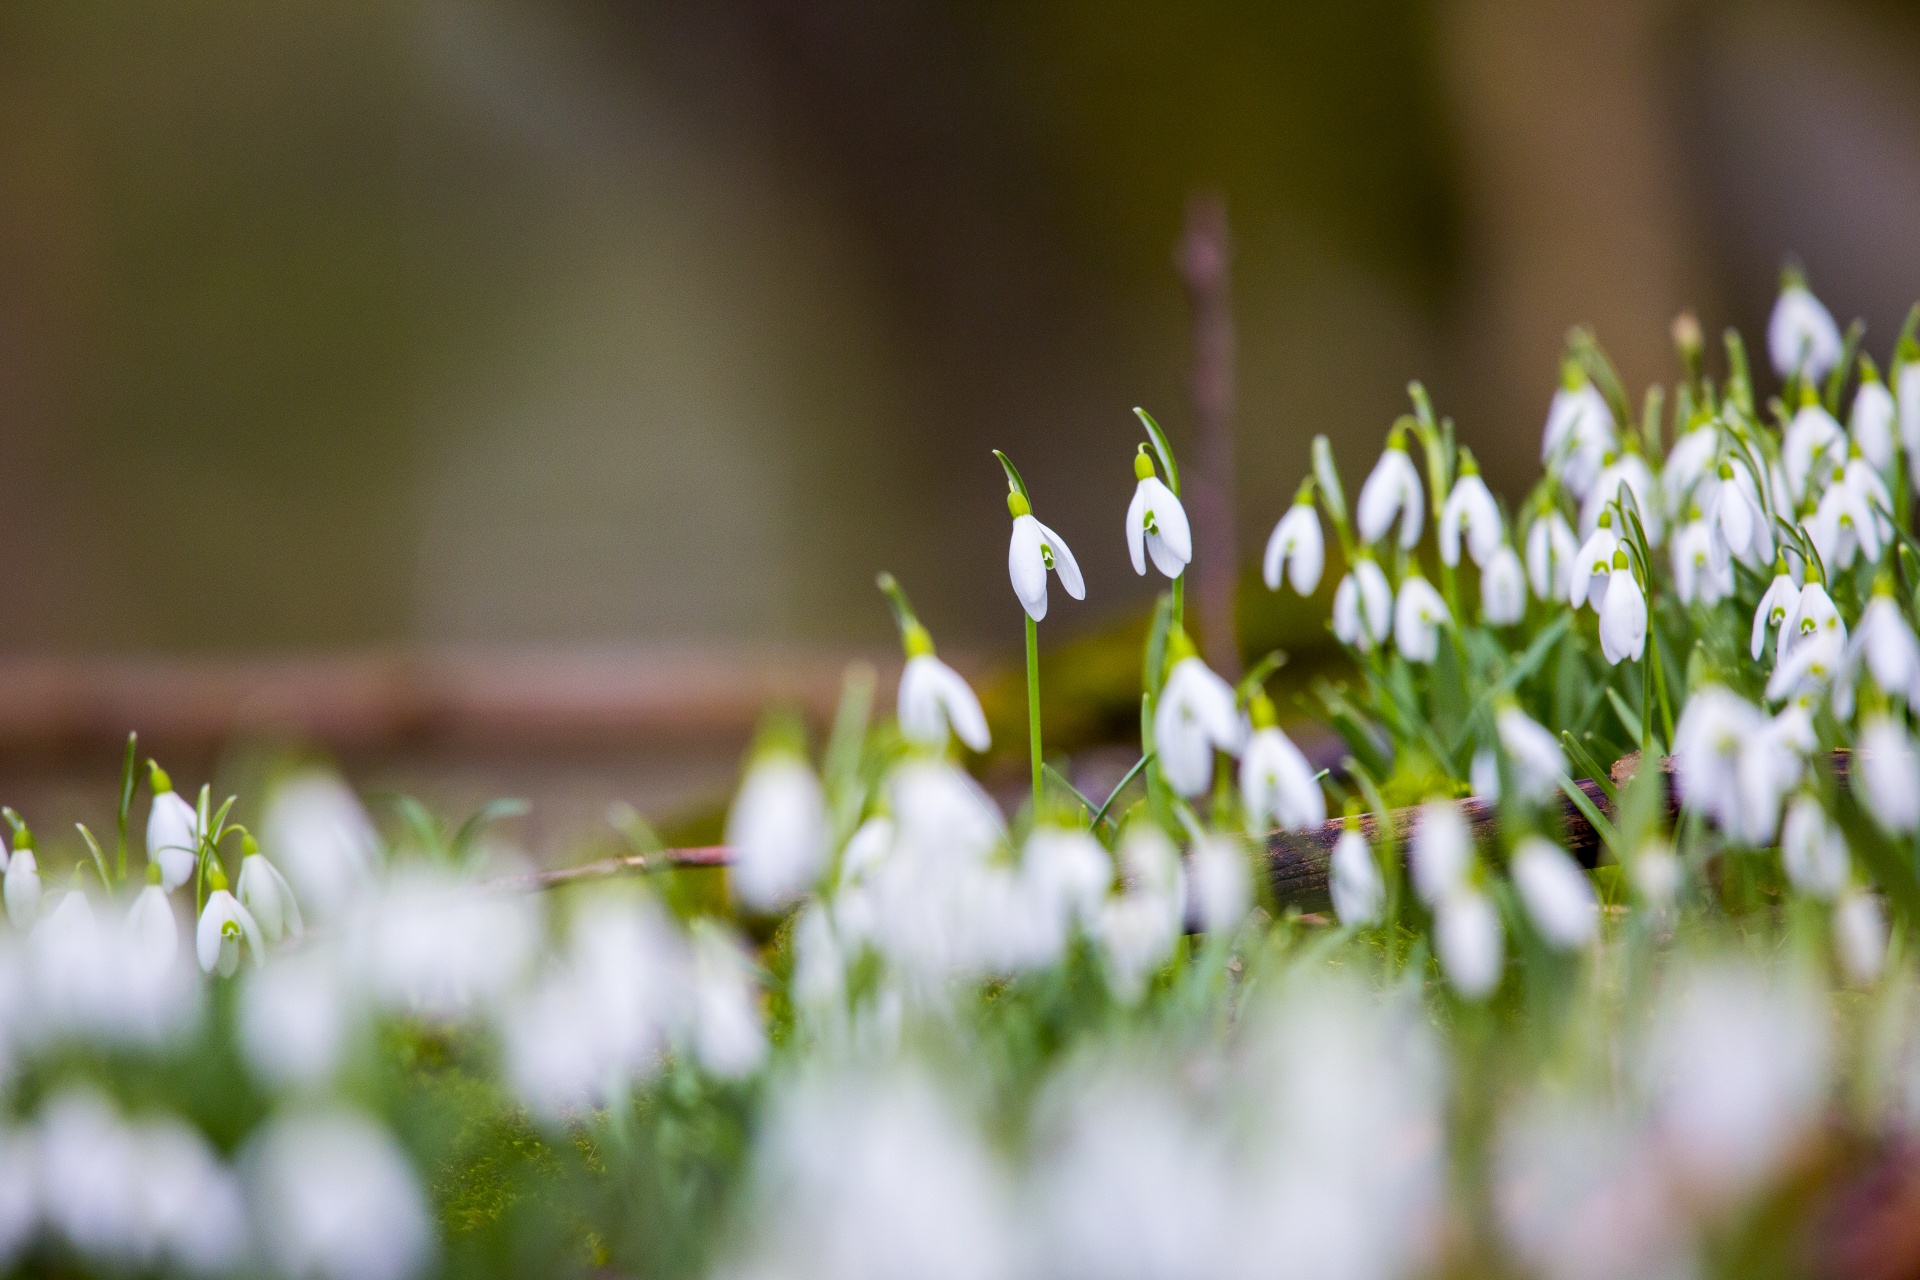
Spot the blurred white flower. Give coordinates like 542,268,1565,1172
1497,703,1566,803
1435,887,1503,1001
1834,890,1887,985
1154,653,1243,798
1393,574,1450,664
3,850,38,928
1126,452,1192,579
237,850,303,944
1750,568,1799,661
1331,558,1393,651
1765,629,1844,707
1768,281,1842,380
1670,518,1732,607
126,880,178,971
1581,450,1660,545
1188,835,1250,934
1853,589,1920,705
1781,580,1845,661
1901,360,1920,478
1807,460,1883,570
1857,714,1920,834
1008,504,1085,623
1661,424,1719,517
244,1107,433,1280
145,766,201,894
889,759,1003,862
1852,375,1896,470
131,1115,248,1276
0,1132,31,1272
28,890,200,1049
898,653,992,754
1702,461,1770,565
726,755,828,911
1411,801,1470,907
1526,509,1579,602
355,868,538,1018
1481,544,1527,626
1356,432,1424,549
261,771,378,921
687,923,767,1079
1439,460,1502,567
1542,380,1616,498
1597,557,1647,665
1674,687,1806,846
37,1089,142,1263
1631,840,1681,910
1263,500,1324,595
1570,523,1618,610
1020,826,1111,937
196,889,264,978
1510,838,1597,950
1329,824,1383,928
243,945,353,1093
1783,400,1845,502
1240,723,1325,835
1097,826,1185,1004
1472,748,1501,802
1779,795,1848,899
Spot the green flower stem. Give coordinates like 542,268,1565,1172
1171,573,1185,635
1026,613,1043,818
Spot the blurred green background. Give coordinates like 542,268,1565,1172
1,0,1918,662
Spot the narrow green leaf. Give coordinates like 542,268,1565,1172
1558,775,1621,858
1606,687,1643,744
1133,407,1180,493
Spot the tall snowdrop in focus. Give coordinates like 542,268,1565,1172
1393,573,1450,664
1598,551,1647,665
878,573,990,755
1767,269,1843,381
145,761,200,893
996,449,1083,813
1263,480,1324,595
1125,431,1192,579
1439,450,1502,567
196,860,264,978
1571,513,1619,610
235,834,302,944
1356,425,1424,549
1153,630,1242,798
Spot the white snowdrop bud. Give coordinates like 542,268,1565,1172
1435,887,1503,1001
1411,801,1470,906
1329,821,1383,928
1509,837,1597,950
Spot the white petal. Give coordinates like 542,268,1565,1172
1125,482,1150,576
928,658,992,753
1036,519,1086,601
1008,515,1050,620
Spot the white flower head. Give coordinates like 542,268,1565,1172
1481,543,1527,627
1857,714,1920,834
196,884,265,978
1852,373,1896,470
260,770,378,922
1570,518,1618,610
145,762,201,894
1356,428,1425,549
1835,890,1887,985
1854,587,1920,706
1899,358,1920,475
1393,573,1451,664
1435,887,1504,1001
126,879,179,971
1751,566,1800,661
1126,446,1192,579
3,846,37,929
1154,639,1243,798
1781,580,1845,661
880,575,991,754
1674,686,1804,846
1671,517,1733,607
1263,493,1325,595
243,1107,433,1280
1332,557,1393,651
1510,837,1598,950
1525,508,1578,602
1329,822,1384,927
1496,702,1566,803
1411,800,1471,907
236,844,304,944
1808,461,1883,571
1188,835,1251,934
1001,464,1085,621
1661,422,1720,516
1240,705,1325,835
1542,376,1617,498
1439,453,1503,567
1768,278,1843,380
725,752,828,912
1580,447,1661,545
1779,794,1848,899
1597,553,1647,665
1783,399,1845,503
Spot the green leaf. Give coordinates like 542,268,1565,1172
452,797,531,864
991,448,1030,501
1606,687,1643,745
75,823,111,889
1558,775,1621,860
1133,407,1180,494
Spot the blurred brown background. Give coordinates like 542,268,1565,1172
0,0,1917,858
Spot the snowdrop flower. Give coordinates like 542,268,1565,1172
1393,572,1450,663
1240,694,1325,834
1783,397,1845,502
1263,489,1325,595
358,868,539,1020
1542,375,1616,498
131,1116,249,1276
236,836,303,944
1661,423,1719,516
1497,702,1567,803
1852,583,1920,706
3,845,37,929
1188,835,1251,933
1767,277,1843,380
36,1089,143,1263
244,1107,433,1280
1411,800,1471,906
1439,452,1502,567
1097,826,1185,1003
1852,369,1896,470
1003,480,1084,622
1703,460,1771,565
1597,552,1646,665
1356,427,1424,549
145,761,200,893
126,874,179,970
1331,556,1393,650
1632,839,1681,910
1021,826,1112,935
1329,820,1383,927
1751,564,1799,660
687,923,768,1079
242,946,352,1091
1435,887,1503,1000
1472,748,1500,801
1525,508,1579,601
898,655,990,755
1808,460,1882,570
1781,580,1845,660
1857,714,1920,834
1126,446,1192,578
1581,447,1660,544
1768,628,1845,707
1900,358,1920,478
1670,517,1732,607
1153,632,1243,798
1674,687,1801,845
725,751,827,911
1835,890,1887,984
1481,543,1527,626
1570,516,1618,610
261,770,378,921
197,871,265,978
1510,837,1598,949
1779,795,1848,899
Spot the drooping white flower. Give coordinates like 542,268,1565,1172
1329,822,1383,927
261,770,378,922
1126,449,1192,579
1393,573,1450,664
1850,587,1920,707
1783,400,1845,502
1007,504,1085,622
1835,889,1887,984
1154,645,1243,798
1021,826,1112,936
1702,460,1772,565
1439,456,1502,567
1597,555,1646,665
725,754,827,911
236,846,304,944
1751,567,1799,660
1779,794,1848,899
1673,687,1803,846
1481,544,1527,626
1355,430,1424,549
1852,374,1896,470
3,848,37,928
1435,887,1503,1001
1632,839,1681,909
1411,800,1470,907
1331,558,1393,651
1525,509,1579,602
126,880,178,971
1670,517,1732,607
1510,837,1598,950
1542,379,1616,498
898,652,992,753
1780,580,1845,661
1767,628,1845,707
1097,825,1186,1004
1768,280,1843,380
1857,714,1920,834
1580,448,1661,545
1661,424,1720,517
1263,498,1324,596
1496,703,1566,803
1240,715,1326,835
1570,520,1618,610
1188,836,1251,934
241,945,352,1092
146,763,200,894
196,887,264,978
1471,748,1500,802
244,1107,434,1280
686,922,768,1079
1808,461,1882,570
357,868,540,1022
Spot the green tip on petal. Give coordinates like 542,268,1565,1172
1165,627,1199,668
147,759,173,794
1248,692,1278,730
208,861,228,893
1457,448,1479,477
1134,447,1156,481
1611,549,1630,570
903,622,935,658
241,832,259,858
146,860,162,885
1798,382,1819,408
1007,489,1031,518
